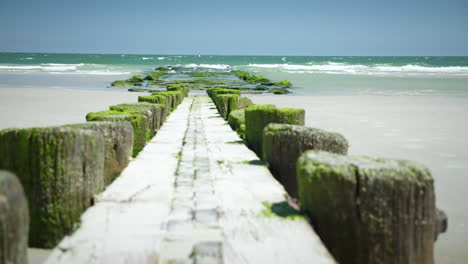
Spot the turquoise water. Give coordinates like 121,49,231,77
1,53,468,95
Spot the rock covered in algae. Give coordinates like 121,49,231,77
268,88,291,94
273,80,292,87
228,109,246,139
262,123,348,196
245,104,305,157
0,127,105,248
65,122,134,185
0,171,29,264
111,80,142,87
86,109,151,157
296,151,437,264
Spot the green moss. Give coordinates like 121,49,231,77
144,71,166,81
155,66,169,72
153,91,183,110
127,75,144,83
86,109,151,157
232,70,270,84
138,94,171,116
245,105,304,157
111,80,142,87
273,80,292,88
254,85,269,91
110,102,165,132
268,88,291,94
0,127,105,248
128,88,152,92
167,83,189,97
296,151,435,264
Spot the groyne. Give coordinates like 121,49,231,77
0,66,447,264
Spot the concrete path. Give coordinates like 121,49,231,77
45,96,335,264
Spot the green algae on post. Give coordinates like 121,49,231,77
228,109,247,139
296,151,437,264
0,127,105,248
0,171,29,264
86,109,152,157
262,123,348,196
245,105,305,157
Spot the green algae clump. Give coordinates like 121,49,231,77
274,80,292,87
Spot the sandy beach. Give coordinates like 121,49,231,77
1,87,467,263
247,94,468,264
0,87,146,130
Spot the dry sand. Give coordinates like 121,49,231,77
247,94,468,264
1,88,466,263
0,87,146,130
0,87,147,263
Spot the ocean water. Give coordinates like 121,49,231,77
1,53,468,263
1,53,468,95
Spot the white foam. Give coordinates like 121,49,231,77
0,63,131,75
157,57,165,60
247,63,468,76
20,57,34,60
142,57,154,60
184,63,231,70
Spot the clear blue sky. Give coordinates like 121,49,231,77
0,0,467,55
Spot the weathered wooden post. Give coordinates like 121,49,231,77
66,122,134,185
245,104,304,157
0,127,105,248
0,171,29,264
262,124,348,196
297,151,437,264
86,109,151,156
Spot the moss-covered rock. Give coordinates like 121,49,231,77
111,80,142,87
138,94,171,116
232,70,270,84
273,80,292,87
262,124,348,196
86,110,151,157
254,85,269,91
297,151,436,264
65,122,134,185
155,66,169,72
268,88,291,94
228,109,246,139
128,88,152,93
144,71,166,81
0,171,29,264
0,127,105,248
207,88,241,99
245,105,305,157
127,75,144,83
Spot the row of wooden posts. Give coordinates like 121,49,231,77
208,88,448,264
0,86,189,263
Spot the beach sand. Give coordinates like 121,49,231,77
0,87,146,130
247,94,468,264
1,88,466,263
0,87,147,263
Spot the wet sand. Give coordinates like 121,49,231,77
247,94,468,264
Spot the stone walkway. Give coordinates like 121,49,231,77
45,96,334,264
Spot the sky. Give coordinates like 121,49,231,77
0,0,467,56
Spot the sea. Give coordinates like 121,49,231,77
1,53,468,96
1,53,468,263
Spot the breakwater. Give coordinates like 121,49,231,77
0,65,447,263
